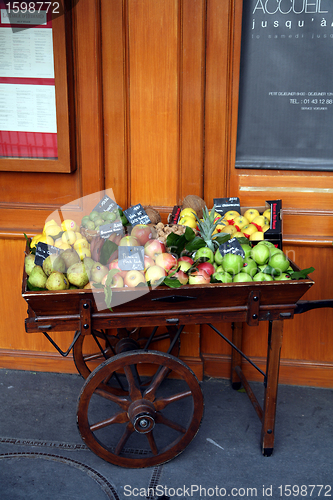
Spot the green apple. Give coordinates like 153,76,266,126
214,248,224,266
240,243,252,258
194,247,215,264
212,271,233,283
269,247,283,257
241,257,257,277
222,253,244,275
253,272,273,282
268,252,289,274
257,240,275,249
274,272,292,281
250,244,270,266
233,273,253,282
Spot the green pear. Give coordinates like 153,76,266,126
24,254,36,276
46,272,69,290
83,257,95,271
60,248,81,270
43,254,65,276
28,265,47,288
67,262,90,288
90,262,108,283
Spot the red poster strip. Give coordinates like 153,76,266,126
0,131,58,159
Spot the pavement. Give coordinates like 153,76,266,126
0,367,332,500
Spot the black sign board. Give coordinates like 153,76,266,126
34,242,62,267
213,197,241,216
219,238,245,258
124,204,151,226
118,246,145,271
99,221,124,239
236,0,333,171
265,200,282,235
93,195,119,213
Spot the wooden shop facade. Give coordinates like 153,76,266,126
0,0,332,387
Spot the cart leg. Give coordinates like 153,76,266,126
261,319,284,457
231,322,243,390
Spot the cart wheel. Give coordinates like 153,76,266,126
73,327,180,380
77,350,204,468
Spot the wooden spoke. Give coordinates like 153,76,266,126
123,365,142,400
143,365,171,401
90,411,128,432
154,390,192,411
146,431,158,455
114,423,135,456
155,413,186,434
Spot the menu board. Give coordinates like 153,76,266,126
0,1,57,159
235,0,333,171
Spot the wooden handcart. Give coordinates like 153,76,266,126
22,262,322,468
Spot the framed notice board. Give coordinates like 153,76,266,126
235,0,333,171
0,0,74,172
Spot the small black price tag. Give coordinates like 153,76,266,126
123,204,151,226
213,197,241,217
93,195,119,213
34,242,62,266
99,221,124,239
118,246,145,271
218,238,245,257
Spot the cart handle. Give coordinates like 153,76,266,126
294,299,333,315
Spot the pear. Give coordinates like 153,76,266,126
67,262,90,288
46,272,69,290
43,254,66,276
60,248,81,270
28,265,47,289
24,254,36,276
90,262,108,283
83,257,95,272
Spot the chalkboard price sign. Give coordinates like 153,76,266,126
93,195,119,213
218,238,245,258
34,242,62,266
124,204,151,226
99,221,124,239
213,197,241,216
118,246,145,271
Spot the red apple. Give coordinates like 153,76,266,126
178,255,194,265
155,252,178,271
108,259,127,278
119,235,140,247
145,265,166,285
101,273,124,287
168,269,188,285
188,270,211,285
144,239,166,260
130,224,153,245
144,255,155,271
196,262,216,276
124,270,146,287
177,260,192,272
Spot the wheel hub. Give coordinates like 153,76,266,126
128,400,156,434
115,338,140,354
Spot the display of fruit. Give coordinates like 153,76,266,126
24,197,313,309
